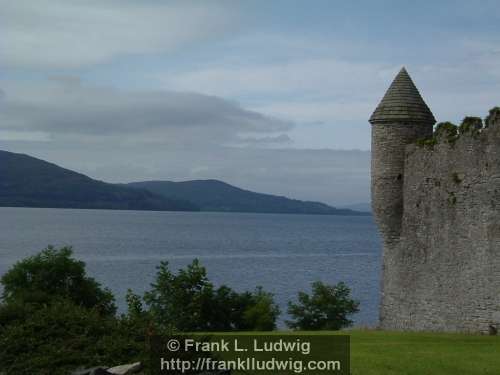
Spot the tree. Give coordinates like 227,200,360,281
0,248,152,374
0,246,116,316
141,259,279,331
205,286,279,331
286,281,359,330
242,287,280,331
143,259,214,331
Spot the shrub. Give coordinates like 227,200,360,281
141,259,279,331
434,122,458,144
485,107,500,127
241,287,281,331
0,246,116,316
0,247,145,374
0,300,145,375
459,116,482,136
286,281,359,330
142,259,214,331
416,137,437,148
0,250,280,374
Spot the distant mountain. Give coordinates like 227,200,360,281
128,180,369,216
339,202,372,213
0,150,198,211
0,150,368,215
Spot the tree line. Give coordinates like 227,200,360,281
0,246,359,374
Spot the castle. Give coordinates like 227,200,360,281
370,67,500,333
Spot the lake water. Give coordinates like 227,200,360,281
0,207,382,327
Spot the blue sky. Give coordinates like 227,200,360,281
1,0,499,205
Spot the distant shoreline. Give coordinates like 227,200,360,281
0,205,371,216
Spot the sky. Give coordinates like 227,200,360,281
1,0,499,206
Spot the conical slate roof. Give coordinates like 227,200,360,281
369,67,436,125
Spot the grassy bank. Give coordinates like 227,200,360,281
337,330,499,375
197,329,500,374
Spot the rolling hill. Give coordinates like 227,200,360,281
128,180,368,215
0,150,198,211
0,150,367,215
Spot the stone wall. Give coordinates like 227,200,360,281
379,111,500,333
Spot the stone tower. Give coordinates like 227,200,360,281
370,67,435,243
371,69,500,333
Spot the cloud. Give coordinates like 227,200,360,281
0,0,238,69
159,58,399,150
0,131,50,142
161,58,395,100
0,79,293,145
235,134,293,147
254,100,376,125
159,33,500,131
162,53,500,121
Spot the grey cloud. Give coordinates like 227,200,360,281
48,75,82,88
0,0,237,69
0,80,293,145
236,134,293,146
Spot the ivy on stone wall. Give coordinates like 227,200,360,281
485,107,500,128
415,107,500,149
459,117,483,137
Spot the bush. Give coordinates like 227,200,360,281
286,281,359,330
459,117,482,135
0,249,280,373
434,122,458,144
140,259,280,331
485,106,500,127
242,287,281,331
142,259,214,331
416,137,437,148
0,248,159,375
0,300,145,375
1,246,116,316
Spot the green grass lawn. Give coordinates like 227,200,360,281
207,330,500,374
336,330,500,375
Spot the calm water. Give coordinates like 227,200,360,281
0,207,382,326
